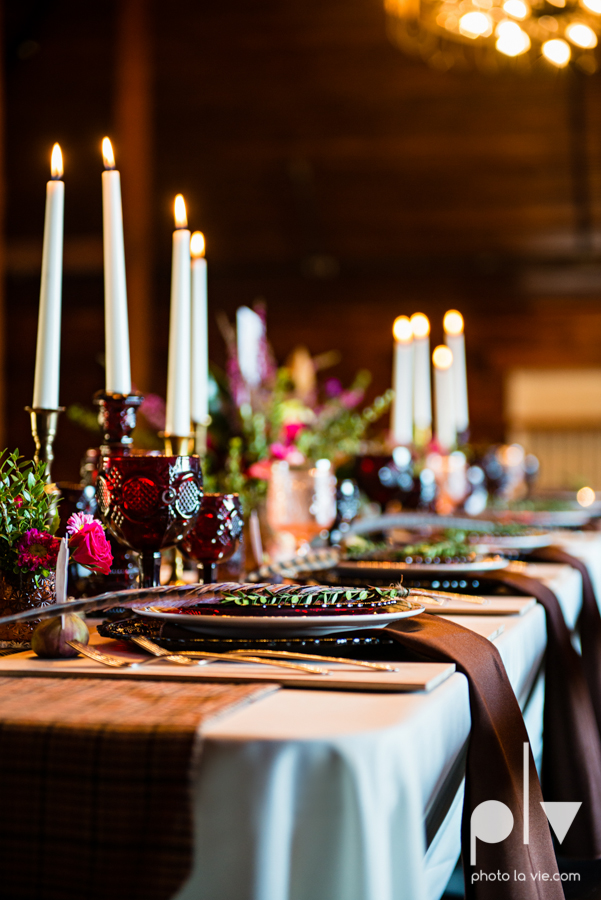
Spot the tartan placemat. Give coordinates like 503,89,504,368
0,677,276,900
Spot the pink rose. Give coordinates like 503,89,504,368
67,517,113,575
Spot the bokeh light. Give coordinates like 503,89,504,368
542,37,571,64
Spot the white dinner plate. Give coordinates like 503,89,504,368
335,555,508,575
135,599,425,637
472,533,554,552
487,510,592,528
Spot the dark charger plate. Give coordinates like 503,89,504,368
98,616,415,662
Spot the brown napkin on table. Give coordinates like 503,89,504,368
386,613,562,900
485,566,601,859
527,545,601,735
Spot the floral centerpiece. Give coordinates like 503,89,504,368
204,307,394,513
0,451,112,646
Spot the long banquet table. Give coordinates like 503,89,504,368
2,530,599,900
170,543,599,900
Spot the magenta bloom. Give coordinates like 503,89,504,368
16,529,60,572
66,512,95,536
269,443,305,465
67,513,113,575
283,422,304,443
325,378,343,398
340,389,364,409
139,394,167,431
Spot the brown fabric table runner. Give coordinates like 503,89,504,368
527,545,601,735
0,676,275,900
485,567,601,859
385,613,562,900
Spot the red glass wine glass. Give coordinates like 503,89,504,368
96,454,203,587
179,493,244,583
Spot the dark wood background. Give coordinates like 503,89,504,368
4,0,601,479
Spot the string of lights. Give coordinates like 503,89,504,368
385,0,600,72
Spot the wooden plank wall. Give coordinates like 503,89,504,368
4,0,601,480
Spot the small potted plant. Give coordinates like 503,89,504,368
0,451,112,647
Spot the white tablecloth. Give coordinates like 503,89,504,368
510,561,582,629
174,606,546,900
174,533,601,900
552,530,601,603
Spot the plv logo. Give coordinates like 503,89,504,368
470,743,582,865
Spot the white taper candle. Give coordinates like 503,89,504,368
410,313,432,432
236,306,264,388
101,137,132,395
443,310,469,435
165,194,191,437
33,144,64,409
190,231,209,424
433,345,456,452
391,316,413,446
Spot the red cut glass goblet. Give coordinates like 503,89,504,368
179,493,244,583
96,454,203,587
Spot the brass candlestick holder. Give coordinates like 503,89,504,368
93,391,144,456
161,433,194,456
414,426,432,449
24,406,64,482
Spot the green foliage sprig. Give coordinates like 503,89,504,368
219,584,410,607
0,450,58,581
344,531,476,562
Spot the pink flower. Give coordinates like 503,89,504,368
13,496,23,509
269,443,305,466
66,512,95,536
325,378,343,398
340,389,364,409
247,459,273,480
139,394,166,431
67,514,113,575
16,529,60,572
283,422,304,443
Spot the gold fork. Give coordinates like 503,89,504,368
177,649,328,674
227,649,398,672
131,635,329,675
66,640,203,669
129,634,207,666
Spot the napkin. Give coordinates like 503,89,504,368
485,566,601,859
526,545,601,735
385,613,562,900
55,538,68,607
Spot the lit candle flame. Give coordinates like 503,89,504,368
410,313,430,339
393,315,413,343
102,137,115,169
443,309,464,336
577,486,596,508
190,231,206,258
433,345,453,370
174,194,188,229
50,143,63,179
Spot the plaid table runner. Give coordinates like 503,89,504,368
0,676,276,900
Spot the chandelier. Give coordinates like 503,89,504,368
385,0,601,72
